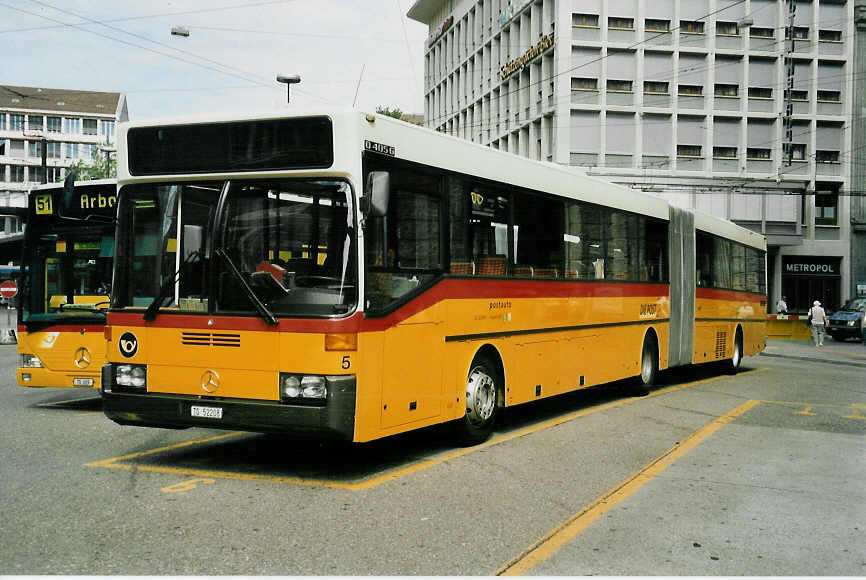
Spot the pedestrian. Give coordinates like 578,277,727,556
808,300,828,347
776,296,788,314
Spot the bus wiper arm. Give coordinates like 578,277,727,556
215,248,279,327
143,250,201,322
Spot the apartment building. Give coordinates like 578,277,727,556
408,0,855,313
0,85,124,235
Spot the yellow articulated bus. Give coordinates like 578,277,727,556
101,109,765,444
18,179,117,389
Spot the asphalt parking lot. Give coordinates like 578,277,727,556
1,340,864,575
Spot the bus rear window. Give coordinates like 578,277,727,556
127,116,333,175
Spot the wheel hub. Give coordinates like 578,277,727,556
466,367,496,425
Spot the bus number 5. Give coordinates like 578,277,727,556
341,356,351,369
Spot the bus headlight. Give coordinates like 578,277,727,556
848,320,857,327
114,364,147,392
279,373,327,404
20,354,44,368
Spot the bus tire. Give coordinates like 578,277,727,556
634,333,658,396
454,355,500,446
727,328,743,374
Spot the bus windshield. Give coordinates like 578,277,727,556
114,179,357,317
20,223,114,324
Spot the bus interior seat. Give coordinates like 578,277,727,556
478,255,506,276
450,261,475,275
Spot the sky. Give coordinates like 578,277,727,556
1,0,429,120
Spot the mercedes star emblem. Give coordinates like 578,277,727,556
201,370,221,393
73,347,91,369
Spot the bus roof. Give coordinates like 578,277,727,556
118,108,765,250
27,178,116,194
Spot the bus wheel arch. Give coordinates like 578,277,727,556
454,344,503,445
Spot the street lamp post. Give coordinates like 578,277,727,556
276,74,301,103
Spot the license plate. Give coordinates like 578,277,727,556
73,378,94,387
191,405,223,419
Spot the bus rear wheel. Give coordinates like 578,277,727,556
634,335,658,396
454,355,499,446
727,329,743,374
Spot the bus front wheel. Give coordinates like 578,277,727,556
455,356,499,446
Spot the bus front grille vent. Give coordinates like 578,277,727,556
181,332,241,347
715,332,727,359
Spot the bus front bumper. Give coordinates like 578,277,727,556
18,367,101,389
101,372,356,441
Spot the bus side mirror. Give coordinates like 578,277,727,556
362,171,390,217
60,170,77,216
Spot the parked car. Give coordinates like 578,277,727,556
827,297,866,342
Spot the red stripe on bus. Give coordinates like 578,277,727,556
108,279,671,333
696,287,765,302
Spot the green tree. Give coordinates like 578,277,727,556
375,106,403,120
67,146,117,180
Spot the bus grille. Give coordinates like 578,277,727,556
181,332,241,347
715,332,727,359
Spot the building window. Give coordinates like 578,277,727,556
644,81,670,94
10,114,24,131
716,21,739,36
678,84,703,96
750,27,775,38
748,87,773,99
714,84,739,97
785,27,810,40
713,146,738,159
645,19,670,32
747,148,771,160
47,167,63,182
677,144,702,157
816,150,840,163
10,165,25,182
10,140,24,155
47,117,61,133
788,90,808,101
680,21,705,34
0,114,5,130
28,141,43,158
83,119,98,135
784,143,807,161
608,17,634,30
573,13,599,28
571,77,598,91
64,142,80,159
100,120,116,141
819,29,842,42
815,185,839,226
817,90,841,103
28,115,43,131
28,166,44,184
64,118,82,134
46,141,61,159
607,79,633,92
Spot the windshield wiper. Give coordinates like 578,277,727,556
215,248,279,326
143,250,201,322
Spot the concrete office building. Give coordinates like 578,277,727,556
408,0,855,313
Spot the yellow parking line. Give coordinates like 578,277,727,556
86,369,767,490
496,399,761,576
